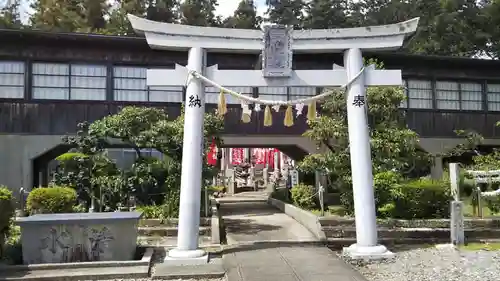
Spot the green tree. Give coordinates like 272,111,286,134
298,62,430,213
106,0,147,35
30,0,86,31
80,0,109,32
146,0,180,23
223,0,261,29
54,106,224,211
0,0,22,29
355,0,489,57
482,0,500,58
30,0,110,32
408,0,488,56
265,0,305,28
303,0,349,29
180,0,220,26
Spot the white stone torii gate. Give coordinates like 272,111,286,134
128,15,419,262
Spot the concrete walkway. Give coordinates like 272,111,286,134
219,194,368,281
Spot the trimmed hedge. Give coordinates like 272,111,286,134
291,184,317,210
384,178,451,219
26,186,77,215
0,186,14,259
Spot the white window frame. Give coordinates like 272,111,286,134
0,61,25,99
113,66,183,102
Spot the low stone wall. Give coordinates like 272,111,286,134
267,197,500,244
17,212,142,265
137,216,222,246
319,216,500,242
267,197,326,241
319,216,500,228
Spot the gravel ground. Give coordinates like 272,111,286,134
345,245,500,281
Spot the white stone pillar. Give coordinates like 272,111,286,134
342,48,393,259
168,47,207,262
273,150,279,171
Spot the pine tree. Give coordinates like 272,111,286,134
0,0,22,29
30,0,86,31
303,0,349,29
265,0,305,28
146,0,180,23
180,0,219,27
107,0,147,35
81,0,109,32
223,0,261,29
30,0,110,32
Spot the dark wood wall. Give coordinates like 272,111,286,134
0,102,309,136
1,30,500,138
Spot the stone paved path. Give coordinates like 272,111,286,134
218,194,368,281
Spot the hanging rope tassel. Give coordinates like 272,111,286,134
263,105,273,127
307,101,317,121
284,105,294,127
218,90,227,116
241,111,251,123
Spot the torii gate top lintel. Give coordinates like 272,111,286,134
127,14,419,53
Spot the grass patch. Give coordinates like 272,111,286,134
311,205,347,217
462,196,497,218
460,242,500,251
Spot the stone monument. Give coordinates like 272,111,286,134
128,14,419,261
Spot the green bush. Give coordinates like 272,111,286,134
137,204,167,219
26,186,77,215
1,221,21,265
373,171,401,216
290,184,317,210
388,179,451,219
0,186,14,259
459,171,475,198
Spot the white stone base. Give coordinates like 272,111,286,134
342,244,395,260
163,249,209,266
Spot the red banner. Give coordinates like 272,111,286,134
252,148,267,165
206,139,217,166
231,148,244,165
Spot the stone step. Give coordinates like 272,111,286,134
137,235,214,247
0,265,149,281
139,218,211,227
322,227,500,239
138,226,210,237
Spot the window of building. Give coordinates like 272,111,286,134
436,81,482,110
435,81,459,110
33,63,70,99
289,87,316,100
205,86,252,104
113,66,183,102
407,79,433,109
32,63,107,100
0,61,25,99
487,83,500,111
70,64,107,100
460,82,482,110
258,87,287,102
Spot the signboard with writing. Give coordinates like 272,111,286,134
262,24,292,78
290,170,299,186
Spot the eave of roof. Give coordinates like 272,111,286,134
0,27,497,67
